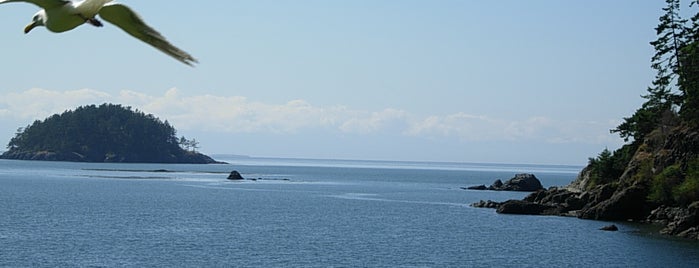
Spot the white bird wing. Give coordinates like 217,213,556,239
0,0,69,9
98,3,198,66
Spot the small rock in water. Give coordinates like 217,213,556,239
227,170,245,180
471,200,501,208
463,185,487,190
600,224,619,231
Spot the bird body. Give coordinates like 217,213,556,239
74,0,112,18
0,0,197,66
37,3,82,33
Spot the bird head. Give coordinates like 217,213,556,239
24,11,47,34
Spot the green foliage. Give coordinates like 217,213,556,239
599,1,699,209
178,136,200,152
674,158,699,205
612,106,670,144
680,34,699,126
649,164,684,204
648,158,699,206
612,0,692,142
634,158,656,184
4,104,196,163
674,177,699,205
587,145,636,187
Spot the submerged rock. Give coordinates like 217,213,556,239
600,225,619,231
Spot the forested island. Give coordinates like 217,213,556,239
475,0,699,240
0,104,220,164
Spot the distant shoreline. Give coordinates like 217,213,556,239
211,154,585,168
211,155,583,175
0,150,225,164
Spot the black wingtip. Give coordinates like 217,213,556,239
87,18,103,27
183,58,198,67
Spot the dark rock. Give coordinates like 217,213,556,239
1,150,86,162
600,224,619,231
579,184,617,211
490,179,504,189
489,174,544,192
647,205,685,225
464,174,544,192
463,185,488,190
475,125,699,240
579,184,651,221
496,200,557,215
563,195,587,213
502,174,544,191
525,188,573,204
0,149,223,164
649,201,699,239
471,200,501,208
522,188,585,216
227,170,244,180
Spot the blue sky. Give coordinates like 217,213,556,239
0,1,669,164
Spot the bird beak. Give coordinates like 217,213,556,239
24,22,38,34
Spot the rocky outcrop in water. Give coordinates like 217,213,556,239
227,170,245,181
472,186,584,217
497,174,544,191
465,185,488,190
471,200,501,209
465,173,544,192
471,125,699,240
495,200,557,215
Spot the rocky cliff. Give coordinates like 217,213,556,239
474,124,699,240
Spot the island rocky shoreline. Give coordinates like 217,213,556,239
472,186,699,239
0,150,223,164
467,123,699,240
471,167,698,239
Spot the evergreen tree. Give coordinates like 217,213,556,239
2,104,214,163
613,0,687,142
679,0,699,125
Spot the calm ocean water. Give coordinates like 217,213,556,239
1,157,699,267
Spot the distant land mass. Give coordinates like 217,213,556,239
0,104,221,164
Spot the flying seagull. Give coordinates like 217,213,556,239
0,0,198,66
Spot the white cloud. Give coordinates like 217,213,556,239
0,88,112,119
407,113,504,141
136,89,349,133
339,108,409,134
0,88,621,145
